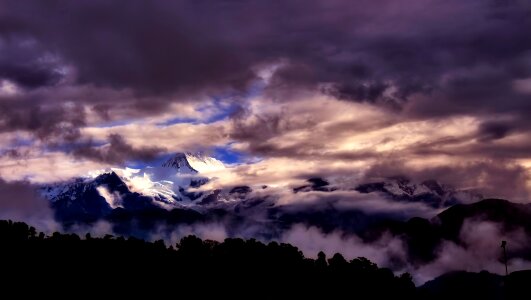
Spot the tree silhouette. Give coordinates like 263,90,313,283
3,218,527,299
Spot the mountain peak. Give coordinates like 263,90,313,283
162,152,225,173
162,153,198,173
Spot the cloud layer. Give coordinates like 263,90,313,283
0,0,531,238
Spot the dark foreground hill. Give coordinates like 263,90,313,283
419,270,531,300
1,219,529,299
0,219,413,299
364,198,531,264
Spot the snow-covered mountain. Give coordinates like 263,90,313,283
41,153,230,216
40,153,485,237
355,177,482,208
161,152,225,173
39,152,273,229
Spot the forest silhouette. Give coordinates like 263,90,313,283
0,219,528,299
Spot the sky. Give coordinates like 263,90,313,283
1,0,531,200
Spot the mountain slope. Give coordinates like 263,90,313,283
435,198,531,239
364,198,531,265
40,153,229,223
161,152,225,173
355,177,482,208
419,270,531,300
43,152,225,202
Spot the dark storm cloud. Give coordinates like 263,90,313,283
0,0,256,95
477,121,516,142
0,0,529,104
0,178,56,230
405,67,531,121
0,99,85,141
72,134,165,164
263,0,531,110
0,0,530,165
0,37,62,89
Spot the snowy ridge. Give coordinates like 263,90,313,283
41,152,482,224
184,152,225,173
355,177,482,208
161,153,198,173
161,152,225,173
41,152,230,211
40,178,91,202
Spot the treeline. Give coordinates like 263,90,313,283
1,219,415,298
